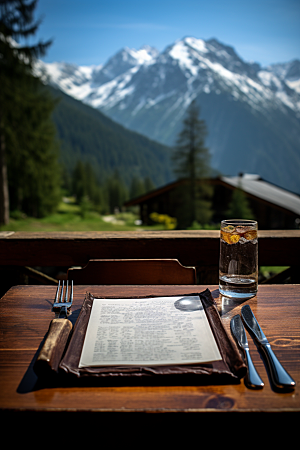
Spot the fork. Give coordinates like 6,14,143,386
34,280,74,377
53,280,73,317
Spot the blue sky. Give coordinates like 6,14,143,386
31,0,300,67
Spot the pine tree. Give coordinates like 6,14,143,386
226,184,255,219
129,176,145,199
72,161,87,203
105,170,128,214
0,0,58,222
71,160,107,213
7,77,61,217
172,100,213,228
144,176,155,193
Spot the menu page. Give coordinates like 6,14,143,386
79,295,222,368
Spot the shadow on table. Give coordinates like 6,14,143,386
17,359,242,393
211,288,250,317
17,307,81,394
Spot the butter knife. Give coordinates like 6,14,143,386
230,314,264,388
241,305,296,390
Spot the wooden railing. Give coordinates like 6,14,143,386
0,230,299,293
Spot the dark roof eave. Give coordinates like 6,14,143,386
124,177,224,206
124,179,187,206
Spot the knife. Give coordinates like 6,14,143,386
34,280,73,377
230,314,264,389
241,305,296,390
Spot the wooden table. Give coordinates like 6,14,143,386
0,284,299,436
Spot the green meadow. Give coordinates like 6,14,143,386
0,198,162,232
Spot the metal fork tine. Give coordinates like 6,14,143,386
64,280,69,302
70,279,73,304
54,280,61,302
59,280,64,303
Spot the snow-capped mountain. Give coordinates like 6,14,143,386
36,45,158,103
37,37,300,194
38,37,300,115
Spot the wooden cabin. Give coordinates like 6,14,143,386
124,174,300,230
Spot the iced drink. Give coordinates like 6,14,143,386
219,219,258,299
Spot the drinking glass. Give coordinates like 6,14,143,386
219,219,258,299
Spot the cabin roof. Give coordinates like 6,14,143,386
124,174,300,215
222,174,300,215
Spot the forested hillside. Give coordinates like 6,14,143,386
49,87,173,188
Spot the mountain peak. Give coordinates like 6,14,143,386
181,36,209,53
96,45,158,82
125,45,159,64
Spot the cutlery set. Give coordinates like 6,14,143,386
231,305,295,390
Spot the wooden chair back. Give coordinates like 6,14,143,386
67,259,196,285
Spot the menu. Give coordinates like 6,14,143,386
78,295,222,368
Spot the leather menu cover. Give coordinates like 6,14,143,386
58,289,246,384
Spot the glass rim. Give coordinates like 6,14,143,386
221,219,257,226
